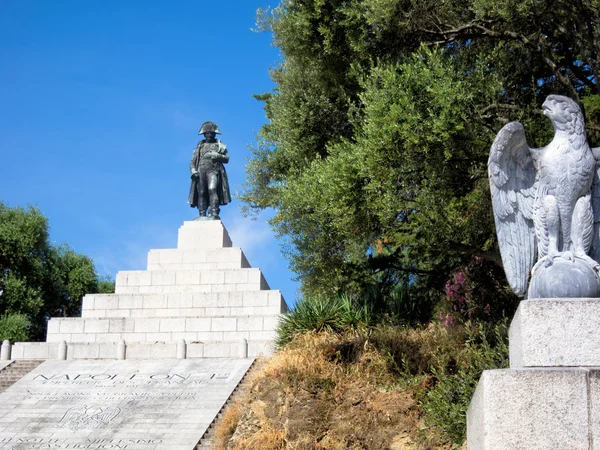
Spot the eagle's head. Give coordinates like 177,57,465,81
542,95,584,136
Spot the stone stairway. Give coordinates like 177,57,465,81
194,358,264,450
0,360,44,393
0,220,286,450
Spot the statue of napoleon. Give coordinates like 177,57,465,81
188,121,232,220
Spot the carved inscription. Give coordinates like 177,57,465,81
0,360,254,450
0,437,162,449
33,372,231,385
60,405,121,430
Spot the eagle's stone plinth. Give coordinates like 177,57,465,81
510,298,600,368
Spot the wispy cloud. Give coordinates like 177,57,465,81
89,220,179,277
227,214,274,256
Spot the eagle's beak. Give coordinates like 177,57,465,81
542,102,552,117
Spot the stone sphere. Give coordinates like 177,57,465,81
527,255,600,299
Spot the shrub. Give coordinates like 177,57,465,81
363,281,436,325
276,294,370,348
420,320,509,443
0,313,30,342
367,320,509,444
443,257,519,324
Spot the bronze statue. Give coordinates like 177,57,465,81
188,121,231,220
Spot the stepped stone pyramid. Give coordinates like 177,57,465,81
11,220,289,360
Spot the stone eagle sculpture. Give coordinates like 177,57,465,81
489,95,600,298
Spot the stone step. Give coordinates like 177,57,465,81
193,359,263,450
81,291,287,317
0,360,44,393
147,247,250,271
12,340,274,359
47,315,280,343
114,268,270,293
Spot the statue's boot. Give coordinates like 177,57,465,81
209,201,220,220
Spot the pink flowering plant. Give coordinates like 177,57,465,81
442,256,518,325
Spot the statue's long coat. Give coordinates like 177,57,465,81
187,139,232,207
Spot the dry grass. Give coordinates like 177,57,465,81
212,324,488,449
228,427,287,450
214,331,438,450
214,400,243,450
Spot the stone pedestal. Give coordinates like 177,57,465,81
12,220,288,359
467,298,600,449
510,298,600,368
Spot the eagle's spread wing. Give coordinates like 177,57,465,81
488,122,537,295
92,406,121,425
590,148,600,263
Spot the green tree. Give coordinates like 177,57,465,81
242,0,600,307
0,202,114,341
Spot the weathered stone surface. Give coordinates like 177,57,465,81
510,298,600,368
177,220,232,249
467,369,591,450
48,314,280,343
13,340,275,360
0,358,253,450
35,220,287,362
147,247,250,271
11,342,61,360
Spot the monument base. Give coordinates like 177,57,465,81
510,297,600,368
469,298,600,449
467,368,598,449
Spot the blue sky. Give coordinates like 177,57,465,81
0,1,301,306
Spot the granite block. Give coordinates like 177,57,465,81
203,342,233,358
224,270,249,284
81,295,94,311
237,317,263,331
94,294,119,309
249,330,276,341
203,271,225,285
109,318,134,333
159,318,185,333
263,316,281,331
510,298,600,368
177,220,232,249
212,318,236,332
134,318,160,333
46,319,60,335
186,318,211,332
151,271,176,286
467,369,590,449
58,320,84,334
105,309,130,318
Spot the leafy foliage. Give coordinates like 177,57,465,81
0,313,30,343
276,294,371,347
243,0,600,303
0,202,114,340
419,321,509,443
271,315,508,445
442,256,519,325
367,320,509,444
96,275,116,294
